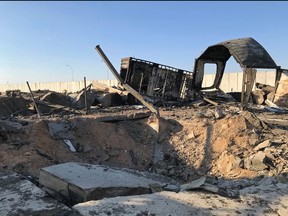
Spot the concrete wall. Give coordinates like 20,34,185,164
203,70,276,92
0,71,277,94
0,80,118,93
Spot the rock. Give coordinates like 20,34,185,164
39,162,178,205
71,90,96,109
249,137,259,146
186,130,195,140
277,174,288,184
180,176,206,191
48,121,75,140
0,120,23,132
201,183,219,193
253,139,270,151
163,184,180,192
214,107,225,119
40,91,70,106
247,152,268,171
241,111,268,130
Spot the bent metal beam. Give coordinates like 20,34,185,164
95,45,159,116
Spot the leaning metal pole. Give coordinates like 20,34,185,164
95,45,159,116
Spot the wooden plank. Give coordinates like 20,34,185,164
203,97,218,106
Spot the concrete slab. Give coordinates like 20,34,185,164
39,162,178,205
72,191,250,216
240,177,288,215
74,181,288,216
0,173,79,216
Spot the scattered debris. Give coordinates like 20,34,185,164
40,91,70,107
48,121,75,140
240,110,268,130
70,84,96,109
245,151,269,171
253,139,270,151
95,92,123,107
0,37,288,215
63,139,77,152
0,120,23,132
179,176,218,193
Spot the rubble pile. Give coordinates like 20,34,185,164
152,105,288,183
1,91,288,215
1,37,288,215
0,102,287,181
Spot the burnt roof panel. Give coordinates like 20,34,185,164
198,37,278,69
218,37,278,68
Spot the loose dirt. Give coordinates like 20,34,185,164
0,105,288,185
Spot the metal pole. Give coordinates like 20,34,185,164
95,45,123,84
26,81,41,118
95,45,159,116
84,77,88,114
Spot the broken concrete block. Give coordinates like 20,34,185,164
71,90,96,109
241,111,268,130
214,107,225,119
180,176,206,191
246,152,268,171
249,137,259,146
0,120,23,132
40,91,70,106
0,173,78,216
48,121,75,140
39,162,178,205
253,139,270,151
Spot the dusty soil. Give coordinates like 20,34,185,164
1,104,288,185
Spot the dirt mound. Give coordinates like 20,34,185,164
0,106,288,184
0,114,157,178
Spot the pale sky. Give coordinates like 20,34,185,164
0,1,287,84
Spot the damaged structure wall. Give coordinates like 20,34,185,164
120,57,193,100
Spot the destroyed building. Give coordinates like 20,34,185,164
0,37,288,215
118,37,288,110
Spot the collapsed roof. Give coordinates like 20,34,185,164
197,37,278,69
192,37,280,92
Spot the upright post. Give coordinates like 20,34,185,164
84,77,88,114
26,81,41,118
